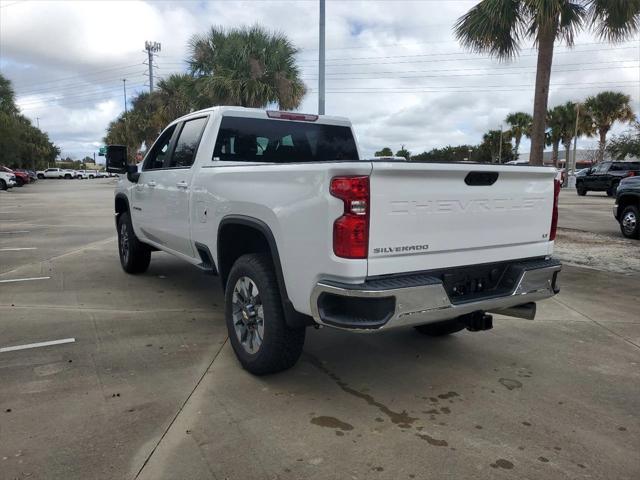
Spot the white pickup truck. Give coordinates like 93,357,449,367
106,107,561,375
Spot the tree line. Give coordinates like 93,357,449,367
380,90,636,164
454,0,640,166
0,74,60,170
104,25,306,159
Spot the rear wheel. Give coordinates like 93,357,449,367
607,182,619,197
0,179,6,190
15,177,24,187
576,185,587,196
117,211,151,273
225,253,305,375
37,173,44,179
620,205,639,239
415,319,465,336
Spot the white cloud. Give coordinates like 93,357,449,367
1,0,638,159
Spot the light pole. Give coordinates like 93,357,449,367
122,79,127,114
318,0,325,115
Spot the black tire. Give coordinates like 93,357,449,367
619,205,640,239
607,182,619,197
0,179,6,191
415,319,465,336
117,211,151,273
64,174,71,179
37,173,44,179
576,185,587,196
225,253,305,375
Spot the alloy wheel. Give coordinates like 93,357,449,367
231,276,265,354
622,211,637,236
119,222,129,264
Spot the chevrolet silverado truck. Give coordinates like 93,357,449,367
106,107,562,375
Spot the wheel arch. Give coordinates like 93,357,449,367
617,193,640,216
114,194,130,227
217,215,314,328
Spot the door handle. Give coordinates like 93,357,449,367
148,181,156,187
176,181,188,189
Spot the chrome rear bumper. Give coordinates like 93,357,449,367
310,259,561,331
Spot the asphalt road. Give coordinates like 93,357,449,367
557,188,619,236
1,180,638,480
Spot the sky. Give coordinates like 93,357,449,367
0,0,639,161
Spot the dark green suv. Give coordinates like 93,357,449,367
576,161,640,197
614,177,640,239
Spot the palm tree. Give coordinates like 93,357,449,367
505,111,533,159
188,25,306,110
455,1,640,166
155,74,200,123
546,106,565,167
584,91,635,162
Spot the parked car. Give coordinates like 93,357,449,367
17,169,38,182
96,170,108,178
76,169,87,179
0,166,29,186
0,170,17,190
613,176,640,239
37,168,64,179
106,107,562,375
85,170,98,179
575,161,640,196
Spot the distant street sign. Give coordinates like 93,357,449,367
98,146,106,156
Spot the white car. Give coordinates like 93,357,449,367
37,168,64,179
96,170,108,178
0,170,17,190
107,107,562,375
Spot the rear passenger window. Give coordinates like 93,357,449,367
168,117,208,169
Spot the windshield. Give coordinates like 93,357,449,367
213,116,359,163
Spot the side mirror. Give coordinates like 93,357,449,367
105,145,128,174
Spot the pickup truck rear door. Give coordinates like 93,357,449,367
147,116,208,258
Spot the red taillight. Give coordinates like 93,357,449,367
549,179,561,241
330,176,370,259
626,171,636,177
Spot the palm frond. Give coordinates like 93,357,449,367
454,0,526,60
587,0,640,42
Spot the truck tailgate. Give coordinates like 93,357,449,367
367,162,556,276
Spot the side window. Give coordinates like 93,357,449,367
143,125,176,170
167,117,208,169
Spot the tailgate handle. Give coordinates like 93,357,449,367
465,171,498,186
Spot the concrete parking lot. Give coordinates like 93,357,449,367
1,181,638,480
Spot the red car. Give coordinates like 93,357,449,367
0,166,29,186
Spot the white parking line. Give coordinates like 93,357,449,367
0,247,37,251
0,276,50,284
0,338,76,353
0,231,30,234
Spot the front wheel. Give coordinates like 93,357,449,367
620,205,639,239
415,319,465,336
117,211,151,273
37,174,44,179
225,253,305,375
576,186,587,196
0,179,6,191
